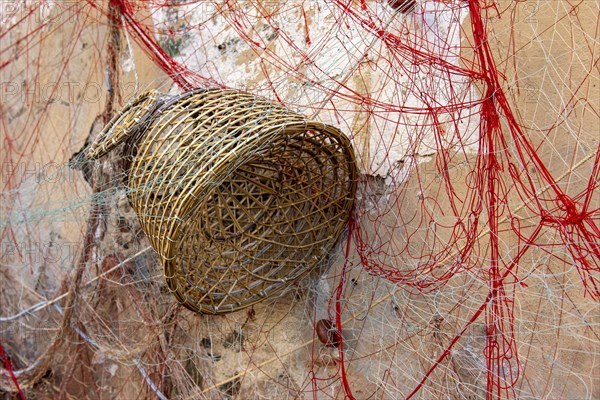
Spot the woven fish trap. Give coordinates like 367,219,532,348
85,89,358,314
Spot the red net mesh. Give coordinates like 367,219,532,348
1,1,598,399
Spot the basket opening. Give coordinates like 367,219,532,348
165,127,355,313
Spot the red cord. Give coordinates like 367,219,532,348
0,340,26,399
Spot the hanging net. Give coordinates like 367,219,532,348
1,1,598,399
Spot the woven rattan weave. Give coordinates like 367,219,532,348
85,88,358,314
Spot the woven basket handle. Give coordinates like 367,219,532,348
85,90,161,160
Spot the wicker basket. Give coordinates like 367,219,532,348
85,89,358,314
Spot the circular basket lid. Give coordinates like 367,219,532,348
85,90,161,160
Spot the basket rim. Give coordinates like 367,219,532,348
161,120,358,314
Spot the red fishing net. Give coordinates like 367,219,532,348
1,1,598,398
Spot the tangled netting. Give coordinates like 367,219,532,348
1,1,598,399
